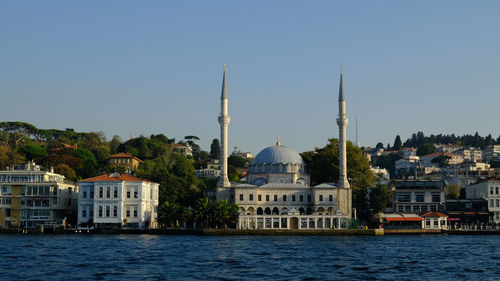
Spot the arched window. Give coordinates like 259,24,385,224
264,207,271,215
272,207,279,215
299,207,305,215
257,207,263,215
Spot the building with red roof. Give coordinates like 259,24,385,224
78,173,159,229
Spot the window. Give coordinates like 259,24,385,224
90,190,94,199
127,189,131,199
274,195,278,202
239,194,244,201
431,193,441,203
292,195,296,202
249,194,254,201
433,220,438,226
397,193,411,202
426,220,431,226
82,209,87,218
430,205,437,211
98,206,103,217
258,194,262,201
133,207,138,217
497,199,499,208
134,188,138,199
83,190,87,199
89,209,93,217
106,206,110,217
99,187,103,198
283,195,287,202
106,187,110,198
319,195,323,202
266,195,270,201
329,195,333,201
113,206,117,217
491,187,494,195
300,195,304,202
114,187,118,198
491,200,495,207
126,208,130,217
412,205,420,213
496,187,499,195
307,195,311,202
416,193,425,203
5,209,10,217
397,205,404,212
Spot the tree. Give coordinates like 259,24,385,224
18,144,48,160
227,155,247,168
372,152,403,178
445,184,461,199
159,201,184,228
431,155,451,167
0,121,38,148
301,138,376,220
393,135,402,150
109,135,122,154
209,139,220,160
369,184,390,214
55,163,77,181
417,143,436,156
74,148,99,178
375,142,384,149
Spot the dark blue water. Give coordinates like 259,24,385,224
0,234,499,280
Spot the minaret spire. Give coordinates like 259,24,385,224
336,66,351,218
337,66,350,190
217,64,231,200
276,134,280,146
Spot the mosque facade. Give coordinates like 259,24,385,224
216,66,352,230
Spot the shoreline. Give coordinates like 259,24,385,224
2,228,500,235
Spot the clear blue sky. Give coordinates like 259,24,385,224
1,1,499,155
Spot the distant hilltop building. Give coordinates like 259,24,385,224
231,148,253,159
107,153,142,171
215,65,352,230
195,159,221,179
0,161,77,229
172,143,193,156
78,173,159,229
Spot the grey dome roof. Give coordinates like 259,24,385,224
251,145,304,166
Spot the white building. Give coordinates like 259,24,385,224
392,180,446,213
455,147,484,162
466,178,500,223
420,152,463,167
421,211,448,229
220,68,352,230
485,145,500,163
78,173,159,229
435,144,463,153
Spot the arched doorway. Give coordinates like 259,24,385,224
257,207,263,215
272,207,279,215
247,207,255,215
264,207,271,215
290,217,299,229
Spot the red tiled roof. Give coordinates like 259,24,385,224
107,153,142,162
422,152,460,158
385,217,423,222
421,211,448,218
81,173,156,183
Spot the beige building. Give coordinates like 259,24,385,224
392,179,446,213
107,153,142,171
0,161,77,229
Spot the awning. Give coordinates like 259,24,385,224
385,217,423,222
447,218,461,221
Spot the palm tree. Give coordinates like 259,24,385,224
158,201,183,228
216,200,239,229
194,197,215,228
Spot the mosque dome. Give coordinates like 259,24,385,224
251,145,304,166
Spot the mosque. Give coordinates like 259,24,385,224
216,65,352,230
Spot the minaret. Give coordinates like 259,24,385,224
337,66,350,189
217,64,231,200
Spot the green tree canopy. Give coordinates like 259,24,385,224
209,138,220,160
393,135,402,150
417,143,437,156
19,144,48,160
369,184,390,214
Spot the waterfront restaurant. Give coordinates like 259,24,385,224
380,213,423,229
